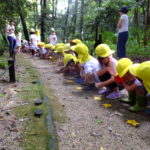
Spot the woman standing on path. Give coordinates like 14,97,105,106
117,7,129,58
5,20,16,57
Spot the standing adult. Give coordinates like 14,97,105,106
117,7,129,58
49,28,57,45
5,20,16,57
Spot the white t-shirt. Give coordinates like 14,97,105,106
82,57,101,75
6,25,16,37
118,14,129,33
16,35,22,47
39,47,47,54
101,56,118,75
30,34,38,46
49,34,57,45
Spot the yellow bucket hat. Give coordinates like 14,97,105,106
37,42,45,46
56,46,65,53
30,28,35,32
46,44,53,49
64,54,78,66
55,43,64,50
74,43,92,64
35,29,40,35
116,58,133,77
72,39,82,44
129,63,140,76
74,43,89,55
70,46,76,51
95,44,114,58
64,44,71,52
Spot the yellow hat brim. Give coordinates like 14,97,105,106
97,50,115,58
129,64,140,76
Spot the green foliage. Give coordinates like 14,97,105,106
0,56,8,69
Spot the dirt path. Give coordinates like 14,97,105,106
0,63,24,150
19,53,150,150
1,54,150,150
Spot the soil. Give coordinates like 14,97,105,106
1,53,150,150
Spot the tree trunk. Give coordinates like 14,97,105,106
19,13,29,41
144,0,150,45
79,0,84,40
133,7,140,44
71,0,78,35
63,0,72,42
52,0,55,27
54,0,58,18
40,0,47,42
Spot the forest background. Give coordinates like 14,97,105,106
0,0,150,56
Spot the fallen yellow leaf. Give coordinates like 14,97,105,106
94,97,102,100
100,147,104,150
126,120,139,126
75,86,83,90
102,103,112,108
66,80,74,83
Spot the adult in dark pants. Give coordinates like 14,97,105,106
117,7,129,58
5,20,16,58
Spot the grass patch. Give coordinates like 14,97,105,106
14,55,66,150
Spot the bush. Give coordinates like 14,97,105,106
0,56,8,69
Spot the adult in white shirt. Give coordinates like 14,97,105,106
5,20,16,57
49,30,57,45
117,7,129,58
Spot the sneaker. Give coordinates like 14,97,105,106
75,78,84,84
98,89,111,95
106,91,121,100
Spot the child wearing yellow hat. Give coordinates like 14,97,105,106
95,44,121,99
70,39,82,46
116,58,150,111
37,42,47,59
60,54,80,76
74,43,101,89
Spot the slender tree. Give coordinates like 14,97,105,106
79,0,84,40
63,0,72,42
71,0,78,35
40,0,47,42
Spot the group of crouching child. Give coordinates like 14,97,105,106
28,39,150,112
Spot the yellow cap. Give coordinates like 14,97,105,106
37,42,45,46
51,45,55,50
95,44,114,57
72,39,82,44
56,46,64,53
116,58,133,77
70,46,76,51
74,43,88,55
55,43,64,50
74,44,92,64
64,44,71,51
35,29,40,35
129,63,140,76
44,44,53,49
64,54,78,66
30,28,35,32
